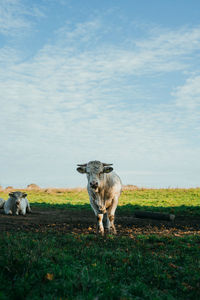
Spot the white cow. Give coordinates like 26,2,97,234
77,160,122,235
4,191,31,215
0,198,5,209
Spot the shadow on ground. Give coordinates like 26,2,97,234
0,203,200,236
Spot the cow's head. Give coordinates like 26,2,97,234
77,160,113,191
9,191,27,207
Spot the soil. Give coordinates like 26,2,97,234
0,207,200,236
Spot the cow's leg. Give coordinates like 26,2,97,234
97,214,104,235
107,199,118,234
89,198,103,234
105,212,111,232
89,196,99,215
4,209,12,215
26,202,31,213
4,203,12,215
21,208,26,215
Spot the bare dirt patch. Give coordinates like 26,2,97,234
0,207,200,236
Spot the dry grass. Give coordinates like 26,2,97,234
122,184,140,190
2,187,87,193
2,184,200,194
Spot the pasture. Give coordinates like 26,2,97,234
0,188,200,299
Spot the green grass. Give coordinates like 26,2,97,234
0,188,200,299
1,187,200,215
0,233,200,300
0,189,89,209
120,188,200,215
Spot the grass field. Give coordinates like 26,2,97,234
0,188,200,299
1,187,200,214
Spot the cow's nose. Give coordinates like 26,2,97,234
16,200,20,205
90,181,98,189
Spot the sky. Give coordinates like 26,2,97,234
0,0,200,188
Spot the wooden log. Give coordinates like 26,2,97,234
134,210,175,221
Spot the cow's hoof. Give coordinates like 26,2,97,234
98,229,104,236
111,227,117,235
105,227,110,233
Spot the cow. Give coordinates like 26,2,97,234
77,160,122,235
4,191,31,215
0,198,5,209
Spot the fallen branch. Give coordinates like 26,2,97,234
134,210,175,221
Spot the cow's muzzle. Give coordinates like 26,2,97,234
90,181,98,190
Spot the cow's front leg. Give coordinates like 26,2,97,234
21,208,26,215
97,214,104,235
26,203,31,213
108,214,116,234
107,199,118,234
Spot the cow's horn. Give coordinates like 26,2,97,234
77,163,87,167
102,163,113,166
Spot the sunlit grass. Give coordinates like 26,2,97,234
1,188,200,215
119,188,200,215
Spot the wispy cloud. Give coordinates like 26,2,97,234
172,75,200,108
0,0,44,36
0,4,200,187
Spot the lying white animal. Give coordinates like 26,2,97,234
4,191,31,215
0,198,5,208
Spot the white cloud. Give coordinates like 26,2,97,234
0,0,44,36
172,75,200,108
137,26,200,53
0,13,200,187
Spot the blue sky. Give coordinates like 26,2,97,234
0,0,200,188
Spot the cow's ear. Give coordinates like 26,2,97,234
22,193,27,198
103,166,113,173
77,167,86,174
9,192,14,197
